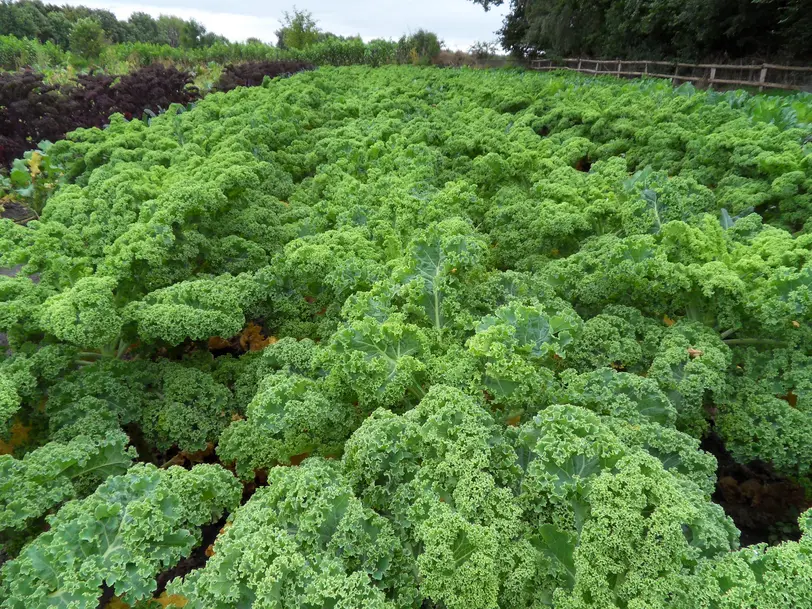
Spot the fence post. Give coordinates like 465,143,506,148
644,61,648,75
617,61,622,77
577,58,582,72
759,65,767,91
672,64,679,84
709,67,716,89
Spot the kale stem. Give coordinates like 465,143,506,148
719,328,737,339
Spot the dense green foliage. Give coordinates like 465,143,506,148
472,0,812,61
1,67,811,607
275,8,324,51
0,31,444,72
0,4,444,71
66,17,104,60
1,464,240,608
0,0,226,49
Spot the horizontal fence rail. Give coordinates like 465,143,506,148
530,58,812,91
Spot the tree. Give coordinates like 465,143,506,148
69,17,105,60
469,0,812,60
469,40,499,60
43,11,72,48
200,32,228,46
275,7,321,50
0,0,46,39
128,12,164,45
0,2,232,49
397,29,442,65
180,18,206,48
91,8,131,43
157,15,184,48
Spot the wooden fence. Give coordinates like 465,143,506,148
530,58,812,91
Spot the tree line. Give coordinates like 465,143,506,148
273,8,442,62
0,0,225,55
0,3,445,63
471,0,811,62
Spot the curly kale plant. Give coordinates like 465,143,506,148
0,66,810,609
1,464,240,609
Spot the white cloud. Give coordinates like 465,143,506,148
58,0,508,50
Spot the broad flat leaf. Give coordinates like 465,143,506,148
1,432,135,533
451,530,477,568
484,375,523,398
773,268,811,306
405,236,473,330
571,495,589,535
512,311,553,356
331,317,428,406
720,207,755,230
623,166,655,192
477,304,580,359
544,454,604,492
342,323,423,389
9,159,30,188
317,493,351,545
411,237,447,330
748,556,768,584
646,446,709,486
611,379,674,425
575,369,673,424
645,447,683,472
26,546,64,590
63,435,134,481
538,524,576,589
643,188,666,233
633,395,673,425
720,208,734,230
16,184,34,199
621,242,654,263
514,443,537,474
515,425,541,475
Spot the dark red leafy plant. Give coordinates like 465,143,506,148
0,65,199,167
216,60,313,92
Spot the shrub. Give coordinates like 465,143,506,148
68,18,106,60
397,29,443,64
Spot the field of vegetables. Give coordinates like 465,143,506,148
0,66,811,609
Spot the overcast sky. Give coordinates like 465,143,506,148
58,1,509,51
